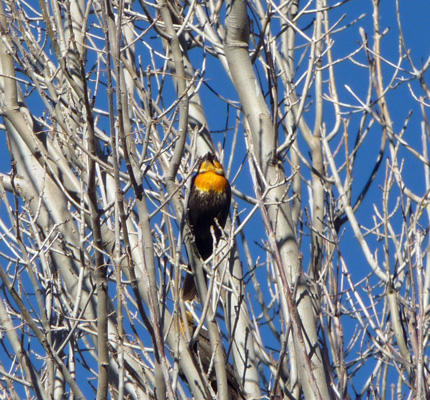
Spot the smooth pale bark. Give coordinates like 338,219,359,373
224,0,332,398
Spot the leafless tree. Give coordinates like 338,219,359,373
0,0,429,399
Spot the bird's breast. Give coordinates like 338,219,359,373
194,171,229,193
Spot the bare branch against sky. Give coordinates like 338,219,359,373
0,0,429,398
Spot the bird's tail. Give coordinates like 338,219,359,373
181,272,198,301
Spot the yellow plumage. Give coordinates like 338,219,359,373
194,170,229,193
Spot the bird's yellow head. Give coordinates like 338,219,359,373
198,153,225,176
194,153,229,193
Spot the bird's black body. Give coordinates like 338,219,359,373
183,153,231,300
187,174,231,260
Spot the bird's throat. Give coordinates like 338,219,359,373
194,171,229,193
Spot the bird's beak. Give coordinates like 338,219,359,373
204,152,215,165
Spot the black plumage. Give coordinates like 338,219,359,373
182,153,231,300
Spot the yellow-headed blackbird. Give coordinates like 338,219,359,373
182,152,231,301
